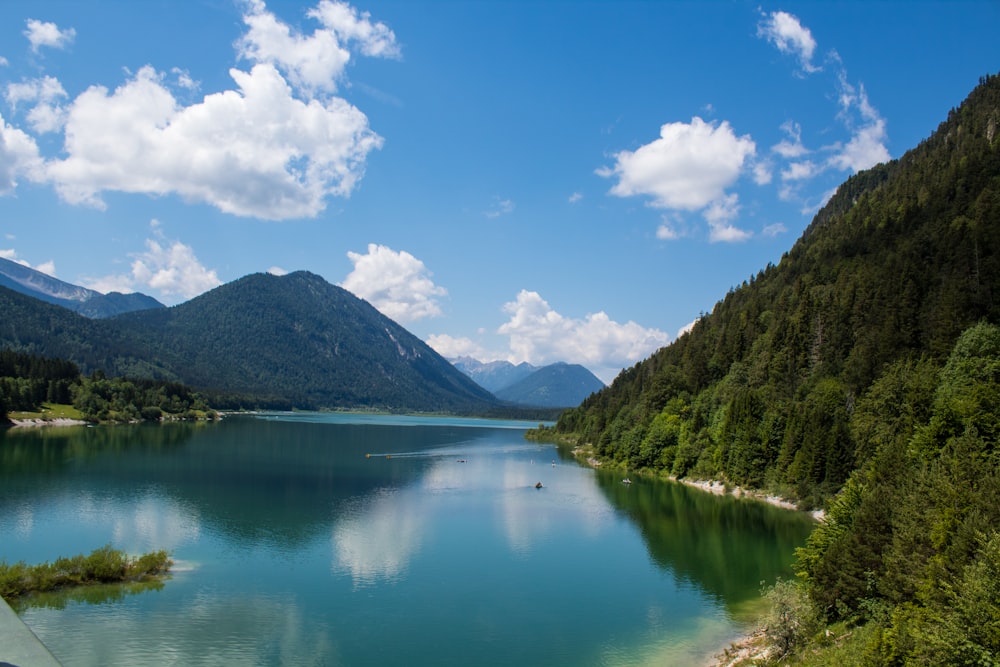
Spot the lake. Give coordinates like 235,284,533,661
0,413,815,666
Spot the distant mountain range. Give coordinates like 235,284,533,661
451,357,604,408
0,256,164,318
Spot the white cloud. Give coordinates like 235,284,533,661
497,290,669,371
340,244,447,323
24,19,76,53
772,120,809,158
828,78,890,172
484,197,514,218
704,193,751,243
568,192,583,204
599,117,755,211
2,1,396,219
238,0,399,98
753,160,773,185
44,63,383,219
677,319,697,339
757,11,819,73
762,222,787,237
82,231,222,301
781,160,821,182
6,75,68,133
0,113,44,194
656,222,680,240
267,266,289,276
425,333,492,361
0,248,56,276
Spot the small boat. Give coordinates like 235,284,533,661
535,482,543,489
622,478,632,485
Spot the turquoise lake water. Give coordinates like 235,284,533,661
0,413,814,665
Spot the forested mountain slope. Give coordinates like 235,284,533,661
552,74,1000,507
0,271,498,413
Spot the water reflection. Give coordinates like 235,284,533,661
593,468,815,610
332,487,426,587
0,415,815,666
20,589,338,666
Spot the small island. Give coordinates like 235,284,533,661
0,545,172,600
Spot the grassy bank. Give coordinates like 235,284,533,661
0,545,172,599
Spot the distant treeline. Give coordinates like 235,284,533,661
0,348,217,424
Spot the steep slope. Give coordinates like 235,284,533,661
0,272,499,413
0,256,164,317
551,73,1000,505
109,271,499,412
495,362,605,407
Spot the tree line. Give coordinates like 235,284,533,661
0,348,216,424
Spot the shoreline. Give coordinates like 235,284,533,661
7,417,89,428
673,476,826,522
572,446,826,522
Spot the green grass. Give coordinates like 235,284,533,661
8,402,86,421
0,545,172,599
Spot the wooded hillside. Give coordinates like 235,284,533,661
552,73,1000,507
548,74,1000,664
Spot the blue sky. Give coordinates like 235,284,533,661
1,1,997,382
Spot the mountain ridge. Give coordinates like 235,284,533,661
0,256,164,318
0,271,498,413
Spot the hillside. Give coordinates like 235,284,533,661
0,256,164,318
552,73,1000,503
547,74,1000,663
0,271,498,413
494,362,605,408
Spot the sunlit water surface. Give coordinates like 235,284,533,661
0,413,814,666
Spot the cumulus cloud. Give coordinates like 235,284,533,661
704,193,751,242
772,120,808,158
82,228,222,302
44,62,382,218
4,1,397,220
340,244,447,323
24,19,76,53
6,75,68,133
757,11,818,73
497,290,669,371
238,0,399,98
0,113,43,194
424,333,492,362
829,74,890,172
599,117,755,211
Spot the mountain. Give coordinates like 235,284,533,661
494,362,605,408
0,271,498,413
451,357,605,407
0,256,164,318
450,357,537,392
